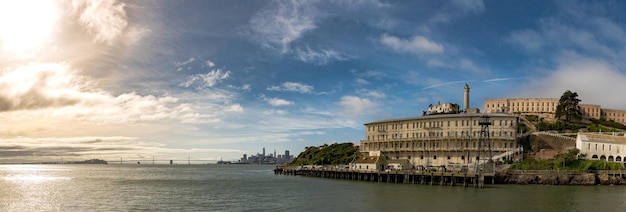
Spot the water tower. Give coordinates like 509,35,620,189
475,115,494,188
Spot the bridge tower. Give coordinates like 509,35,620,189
475,115,494,188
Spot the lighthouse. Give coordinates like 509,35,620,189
464,83,470,111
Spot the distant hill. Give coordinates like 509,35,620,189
289,143,358,166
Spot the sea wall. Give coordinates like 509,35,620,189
499,170,626,185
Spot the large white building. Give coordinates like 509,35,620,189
576,132,626,163
359,113,520,168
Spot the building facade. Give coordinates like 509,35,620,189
484,98,622,124
359,113,520,168
576,132,626,163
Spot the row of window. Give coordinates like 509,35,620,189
363,141,515,149
368,119,514,132
488,101,556,108
368,130,515,141
587,143,621,154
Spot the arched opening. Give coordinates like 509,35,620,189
600,155,607,161
592,155,599,159
617,156,622,162
608,156,614,162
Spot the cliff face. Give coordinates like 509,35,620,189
499,171,626,185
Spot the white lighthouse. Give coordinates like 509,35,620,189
464,83,470,111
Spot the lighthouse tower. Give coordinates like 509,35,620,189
463,83,470,111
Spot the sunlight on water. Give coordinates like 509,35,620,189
0,165,74,211
2,165,72,182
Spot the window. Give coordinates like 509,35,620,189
433,155,437,160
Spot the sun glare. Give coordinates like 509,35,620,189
0,0,60,54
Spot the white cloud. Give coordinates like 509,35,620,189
224,104,243,113
263,109,288,115
0,63,240,126
176,57,196,67
507,29,545,51
206,60,215,67
354,78,369,85
380,34,444,55
67,0,130,45
450,0,485,13
267,97,294,106
357,89,385,99
459,58,485,73
352,69,387,80
429,0,485,24
338,95,378,119
515,54,626,109
180,69,231,88
294,47,348,65
249,0,321,53
0,63,89,111
267,82,314,94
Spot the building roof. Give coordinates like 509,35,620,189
578,132,626,145
364,113,516,125
353,154,379,164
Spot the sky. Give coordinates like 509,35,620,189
2,0,626,163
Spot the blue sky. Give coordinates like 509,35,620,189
1,0,626,163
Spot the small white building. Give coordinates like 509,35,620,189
350,151,385,171
576,132,626,163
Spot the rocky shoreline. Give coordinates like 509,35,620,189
497,170,626,185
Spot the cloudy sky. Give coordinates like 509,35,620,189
1,0,626,163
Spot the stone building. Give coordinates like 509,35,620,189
576,132,626,163
359,113,520,168
484,98,623,124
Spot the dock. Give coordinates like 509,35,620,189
274,166,494,188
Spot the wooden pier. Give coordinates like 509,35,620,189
275,167,494,188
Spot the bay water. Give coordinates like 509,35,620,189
1,164,625,211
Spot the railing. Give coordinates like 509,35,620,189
491,147,523,161
532,131,576,141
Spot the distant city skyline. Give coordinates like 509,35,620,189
2,0,626,162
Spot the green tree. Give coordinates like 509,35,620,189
555,90,582,123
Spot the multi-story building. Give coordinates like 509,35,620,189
358,113,520,168
484,98,623,124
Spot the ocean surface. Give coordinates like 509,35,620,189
1,164,625,211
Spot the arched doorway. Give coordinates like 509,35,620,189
592,155,599,159
600,155,607,161
617,156,622,162
608,156,614,162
